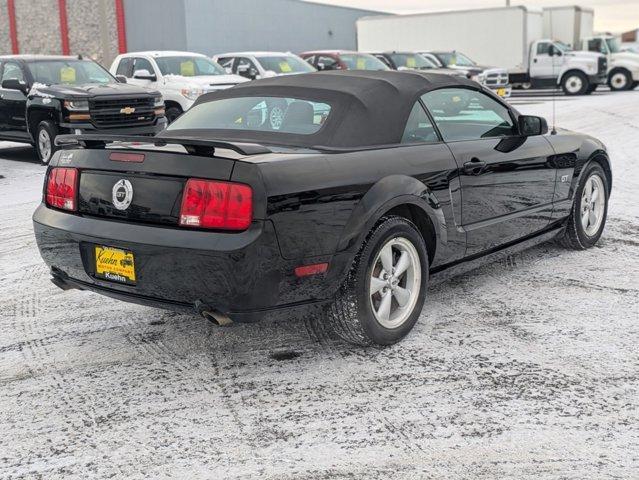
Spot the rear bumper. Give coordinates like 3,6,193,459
33,205,334,321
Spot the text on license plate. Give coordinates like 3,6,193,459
94,246,136,284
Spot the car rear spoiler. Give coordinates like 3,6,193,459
54,134,272,156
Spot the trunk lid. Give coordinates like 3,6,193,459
53,147,238,226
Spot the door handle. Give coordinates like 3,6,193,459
463,158,487,175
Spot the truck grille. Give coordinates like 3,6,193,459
598,57,607,75
89,97,155,128
484,72,509,87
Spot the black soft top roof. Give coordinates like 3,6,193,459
162,70,478,149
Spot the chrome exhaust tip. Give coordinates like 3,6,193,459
201,309,233,327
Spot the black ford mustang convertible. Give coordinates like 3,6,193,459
34,71,611,346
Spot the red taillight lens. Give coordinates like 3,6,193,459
179,179,253,231
45,167,78,211
110,152,145,163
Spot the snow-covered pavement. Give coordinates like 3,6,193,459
0,92,638,479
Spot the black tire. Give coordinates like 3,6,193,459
585,83,598,94
608,69,632,91
561,71,589,96
325,216,429,346
559,163,609,250
35,120,58,165
631,81,639,90
165,106,183,124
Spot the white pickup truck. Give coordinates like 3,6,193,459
110,51,248,122
582,36,639,91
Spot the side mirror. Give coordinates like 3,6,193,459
1,78,28,94
519,115,548,136
115,75,127,83
133,69,156,81
237,65,257,79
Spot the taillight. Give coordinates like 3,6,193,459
179,179,252,231
46,167,78,211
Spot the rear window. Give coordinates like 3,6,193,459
167,97,331,135
257,56,315,74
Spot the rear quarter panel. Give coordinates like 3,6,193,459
256,144,464,269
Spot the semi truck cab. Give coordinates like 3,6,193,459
582,35,639,91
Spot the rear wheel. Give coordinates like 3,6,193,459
559,163,609,250
35,120,58,165
561,71,589,96
325,216,428,346
608,69,632,91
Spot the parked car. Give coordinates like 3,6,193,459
0,55,165,164
423,51,512,98
371,52,466,78
110,51,248,123
35,70,611,346
357,6,605,95
213,52,316,79
299,50,389,71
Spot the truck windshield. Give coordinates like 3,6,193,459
155,56,226,76
606,38,621,53
26,60,114,85
389,53,436,70
258,56,315,74
340,54,389,70
436,52,476,67
167,96,332,135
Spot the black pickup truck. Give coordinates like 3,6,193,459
0,55,167,164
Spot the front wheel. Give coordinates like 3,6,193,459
608,69,632,91
35,120,58,165
561,72,589,96
325,216,428,346
559,163,609,250
165,106,183,124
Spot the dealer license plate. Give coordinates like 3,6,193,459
94,246,136,285
497,88,507,97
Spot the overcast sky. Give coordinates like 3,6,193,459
310,0,639,33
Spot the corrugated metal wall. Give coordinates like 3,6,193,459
0,0,376,62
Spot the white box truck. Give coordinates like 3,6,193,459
356,6,607,95
544,6,639,91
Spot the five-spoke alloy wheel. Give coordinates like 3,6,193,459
326,216,428,346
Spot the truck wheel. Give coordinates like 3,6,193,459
559,163,609,250
165,106,183,124
325,216,428,346
585,84,598,94
608,69,632,91
35,120,58,165
561,72,588,96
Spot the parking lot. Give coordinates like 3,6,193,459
1,89,638,479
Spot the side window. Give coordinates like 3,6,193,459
317,55,339,71
116,57,133,77
216,57,235,72
401,102,438,144
421,88,516,142
587,39,604,54
133,57,154,75
536,42,550,55
1,62,25,82
302,55,315,66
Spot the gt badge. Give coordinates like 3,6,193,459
112,179,133,210
120,106,136,114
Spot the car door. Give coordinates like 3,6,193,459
529,42,558,79
421,87,556,255
0,61,29,139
